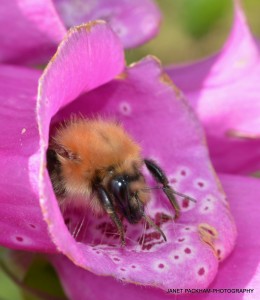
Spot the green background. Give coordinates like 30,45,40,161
126,0,260,64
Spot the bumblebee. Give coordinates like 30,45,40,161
47,118,186,245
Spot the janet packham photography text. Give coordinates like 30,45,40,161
167,288,254,294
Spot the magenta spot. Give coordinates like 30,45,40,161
16,236,24,242
144,244,153,250
139,231,161,244
182,198,189,208
185,227,190,231
121,277,126,280
178,238,185,242
131,265,136,269
197,182,204,188
174,255,179,260
198,268,205,276
120,103,131,115
170,178,177,184
29,224,36,229
184,248,191,254
154,213,172,226
120,268,126,271
181,170,186,176
113,257,120,262
158,263,164,269
204,206,209,211
217,249,221,258
207,198,211,202
96,251,100,254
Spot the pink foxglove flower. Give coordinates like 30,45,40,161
0,0,160,64
0,19,236,296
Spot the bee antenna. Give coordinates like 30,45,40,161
140,186,197,203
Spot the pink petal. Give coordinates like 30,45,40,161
51,174,260,299
0,0,66,64
53,0,161,48
0,21,124,253
166,1,260,174
0,64,56,252
39,41,236,289
37,21,125,261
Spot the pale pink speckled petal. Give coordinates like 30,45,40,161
0,65,56,252
166,1,260,174
51,174,260,299
53,0,161,48
0,0,66,64
39,46,236,289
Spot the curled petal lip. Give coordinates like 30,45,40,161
36,21,125,263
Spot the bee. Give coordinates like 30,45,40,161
47,117,195,246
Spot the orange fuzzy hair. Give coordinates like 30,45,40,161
51,118,144,204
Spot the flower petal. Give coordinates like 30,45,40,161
0,0,66,64
40,43,236,289
37,20,125,264
53,0,161,48
166,0,260,174
0,65,56,252
51,174,260,299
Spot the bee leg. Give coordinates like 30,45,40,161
144,214,167,241
134,192,167,241
96,185,126,246
144,159,180,220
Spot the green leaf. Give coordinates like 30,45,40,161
181,0,231,38
0,248,67,300
22,256,67,300
0,261,23,300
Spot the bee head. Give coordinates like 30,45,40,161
109,175,145,224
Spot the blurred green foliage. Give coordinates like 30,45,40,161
0,248,66,300
180,0,230,37
126,0,260,65
22,257,67,300
0,264,23,300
